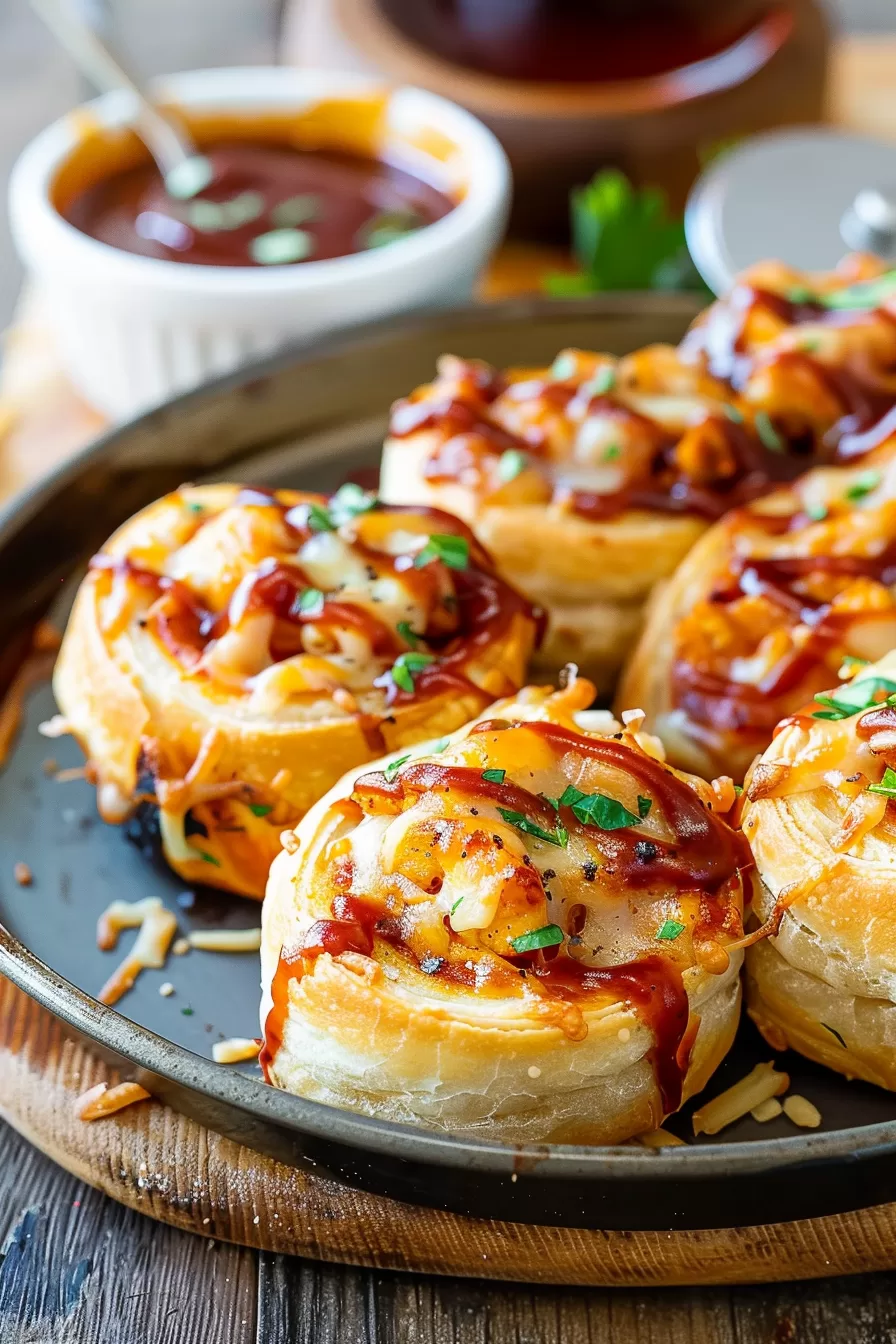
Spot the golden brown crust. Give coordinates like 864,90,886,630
53,483,538,897
618,453,896,781
741,650,896,1089
260,676,747,1142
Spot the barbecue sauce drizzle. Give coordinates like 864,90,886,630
89,490,539,710
260,721,747,1116
391,288,896,524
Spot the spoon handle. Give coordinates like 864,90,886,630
28,0,195,175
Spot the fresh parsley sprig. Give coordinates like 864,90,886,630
414,534,469,570
497,808,569,849
812,677,896,721
511,924,565,954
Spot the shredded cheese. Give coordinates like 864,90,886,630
212,1038,262,1065
783,1095,822,1128
187,928,262,954
96,898,178,1005
692,1062,790,1136
76,1081,151,1122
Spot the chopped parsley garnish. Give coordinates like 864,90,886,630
248,803,273,818
754,411,785,453
868,766,896,799
396,620,421,648
293,587,325,618
384,754,412,783
800,338,821,353
584,365,616,398
305,502,336,532
390,651,436,694
431,737,451,753
497,808,569,848
330,481,379,523
414,533,469,570
603,444,621,462
498,448,527,482
805,502,828,522
554,784,649,831
821,1022,848,1048
550,352,578,380
819,270,896,312
196,850,221,866
656,919,686,941
812,676,896,720
181,1006,195,1016
723,405,744,423
844,470,881,503
511,924,565,954
733,784,743,796
271,193,320,228
250,227,314,265
481,768,506,784
165,154,214,200
785,284,815,303
450,896,464,915
186,501,205,514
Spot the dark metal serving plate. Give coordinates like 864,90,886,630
2,294,896,1233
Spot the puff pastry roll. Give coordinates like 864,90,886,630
742,650,896,1090
260,675,749,1143
618,450,896,781
379,268,896,693
53,483,539,897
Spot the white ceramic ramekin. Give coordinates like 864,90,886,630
9,68,510,420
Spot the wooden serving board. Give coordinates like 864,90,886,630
2,972,896,1287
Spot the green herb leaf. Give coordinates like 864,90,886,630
292,587,325,618
249,227,314,265
498,449,527,482
868,766,896,799
414,534,469,570
497,808,569,848
583,365,616,397
450,896,464,915
805,503,828,521
306,502,335,533
819,270,896,311
384,753,412,783
544,169,706,295
557,784,644,831
785,284,815,303
603,444,621,461
165,155,214,200
390,651,436,694
821,1022,848,1048
330,482,379,523
550,352,578,380
248,802,273,818
481,768,506,784
723,404,744,423
656,919,686,941
188,199,227,232
511,924,565,954
271,193,321,228
838,655,870,678
196,850,221,867
754,411,785,453
358,208,423,250
800,338,821,353
396,620,421,648
637,795,653,818
844,469,881,503
186,501,205,514
181,1006,195,1016
812,676,896,720
431,737,451,753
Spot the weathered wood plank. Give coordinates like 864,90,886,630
0,1121,258,1344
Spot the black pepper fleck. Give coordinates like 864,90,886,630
582,861,598,882
635,840,658,863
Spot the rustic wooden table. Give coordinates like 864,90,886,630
3,30,896,1344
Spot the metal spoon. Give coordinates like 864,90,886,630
28,0,204,189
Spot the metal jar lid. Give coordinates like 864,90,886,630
685,127,896,294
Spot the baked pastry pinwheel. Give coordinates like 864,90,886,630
743,651,896,1090
260,674,749,1143
618,449,896,781
52,483,538,898
681,255,896,460
379,259,896,690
